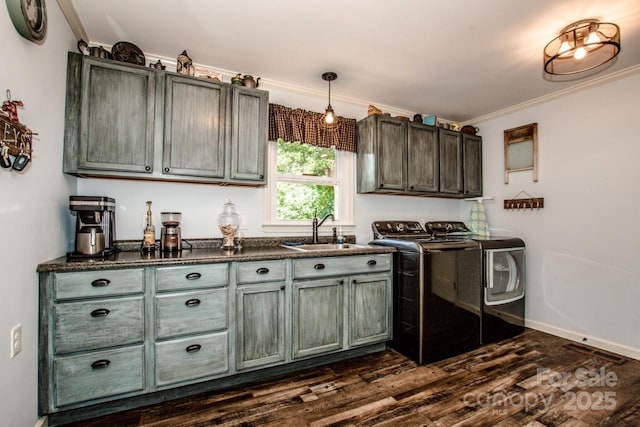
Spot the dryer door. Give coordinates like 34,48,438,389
485,248,525,305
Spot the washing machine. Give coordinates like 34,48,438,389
474,237,526,344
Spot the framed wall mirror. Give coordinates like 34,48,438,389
504,123,538,183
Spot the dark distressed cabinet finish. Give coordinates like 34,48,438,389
358,115,482,198
63,52,268,185
463,134,483,197
439,128,463,194
357,114,407,192
407,123,439,193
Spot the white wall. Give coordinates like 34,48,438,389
466,70,640,356
0,5,77,427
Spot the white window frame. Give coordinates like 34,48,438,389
263,140,355,235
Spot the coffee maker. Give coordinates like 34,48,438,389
160,212,182,252
68,196,116,258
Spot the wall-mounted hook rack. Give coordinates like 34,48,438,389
504,190,544,210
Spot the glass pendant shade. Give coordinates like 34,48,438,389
321,72,338,127
543,19,620,75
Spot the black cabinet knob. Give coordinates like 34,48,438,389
91,278,110,287
379,183,384,188
145,165,151,171
91,359,111,369
185,298,201,307
164,167,170,173
259,174,264,179
90,308,110,318
185,344,202,353
280,285,285,291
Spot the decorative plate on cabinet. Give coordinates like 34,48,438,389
111,41,146,66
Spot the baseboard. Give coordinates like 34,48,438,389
35,416,48,427
526,319,640,361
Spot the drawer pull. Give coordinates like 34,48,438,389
185,344,202,353
185,272,202,280
90,308,110,318
185,298,201,307
91,278,111,287
256,267,270,274
313,263,325,270
367,259,377,266
339,279,344,285
280,285,285,291
91,359,111,370
352,279,356,284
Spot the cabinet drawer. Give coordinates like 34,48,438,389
237,260,286,284
54,296,144,354
155,289,228,339
156,331,229,387
293,254,391,279
156,263,228,291
54,345,144,407
54,269,144,300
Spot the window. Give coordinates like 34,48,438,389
264,139,355,233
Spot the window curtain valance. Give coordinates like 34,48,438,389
268,103,357,152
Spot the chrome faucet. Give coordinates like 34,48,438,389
312,210,334,243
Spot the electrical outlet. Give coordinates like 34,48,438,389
10,324,21,358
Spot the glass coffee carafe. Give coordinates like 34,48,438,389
217,199,240,249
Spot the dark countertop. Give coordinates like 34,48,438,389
37,237,395,273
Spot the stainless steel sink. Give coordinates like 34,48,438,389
281,243,366,252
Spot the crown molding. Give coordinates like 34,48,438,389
464,64,640,125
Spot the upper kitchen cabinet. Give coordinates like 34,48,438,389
357,115,440,195
63,52,268,185
63,52,155,174
407,122,439,193
357,114,407,192
462,134,482,197
438,129,483,197
229,86,268,183
162,75,228,178
438,128,463,195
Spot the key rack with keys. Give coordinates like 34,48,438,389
503,190,544,210
1,90,36,172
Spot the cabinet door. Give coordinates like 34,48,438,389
230,87,268,183
407,123,439,193
163,75,228,178
236,283,285,370
292,278,344,359
349,273,392,347
463,134,483,197
439,129,463,194
376,116,407,191
76,57,155,173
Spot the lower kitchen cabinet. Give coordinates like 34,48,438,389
236,283,286,369
38,252,393,422
155,331,229,387
349,273,392,347
292,278,344,359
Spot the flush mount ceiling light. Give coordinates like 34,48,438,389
322,72,338,127
544,19,621,76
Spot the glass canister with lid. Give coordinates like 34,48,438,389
217,199,240,249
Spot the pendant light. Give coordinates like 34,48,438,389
322,72,338,127
543,19,620,76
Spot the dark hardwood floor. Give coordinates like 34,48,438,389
62,330,640,426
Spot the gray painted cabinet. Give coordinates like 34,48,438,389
63,53,155,174
292,277,344,358
63,52,268,185
162,75,228,178
236,260,286,370
39,253,392,419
